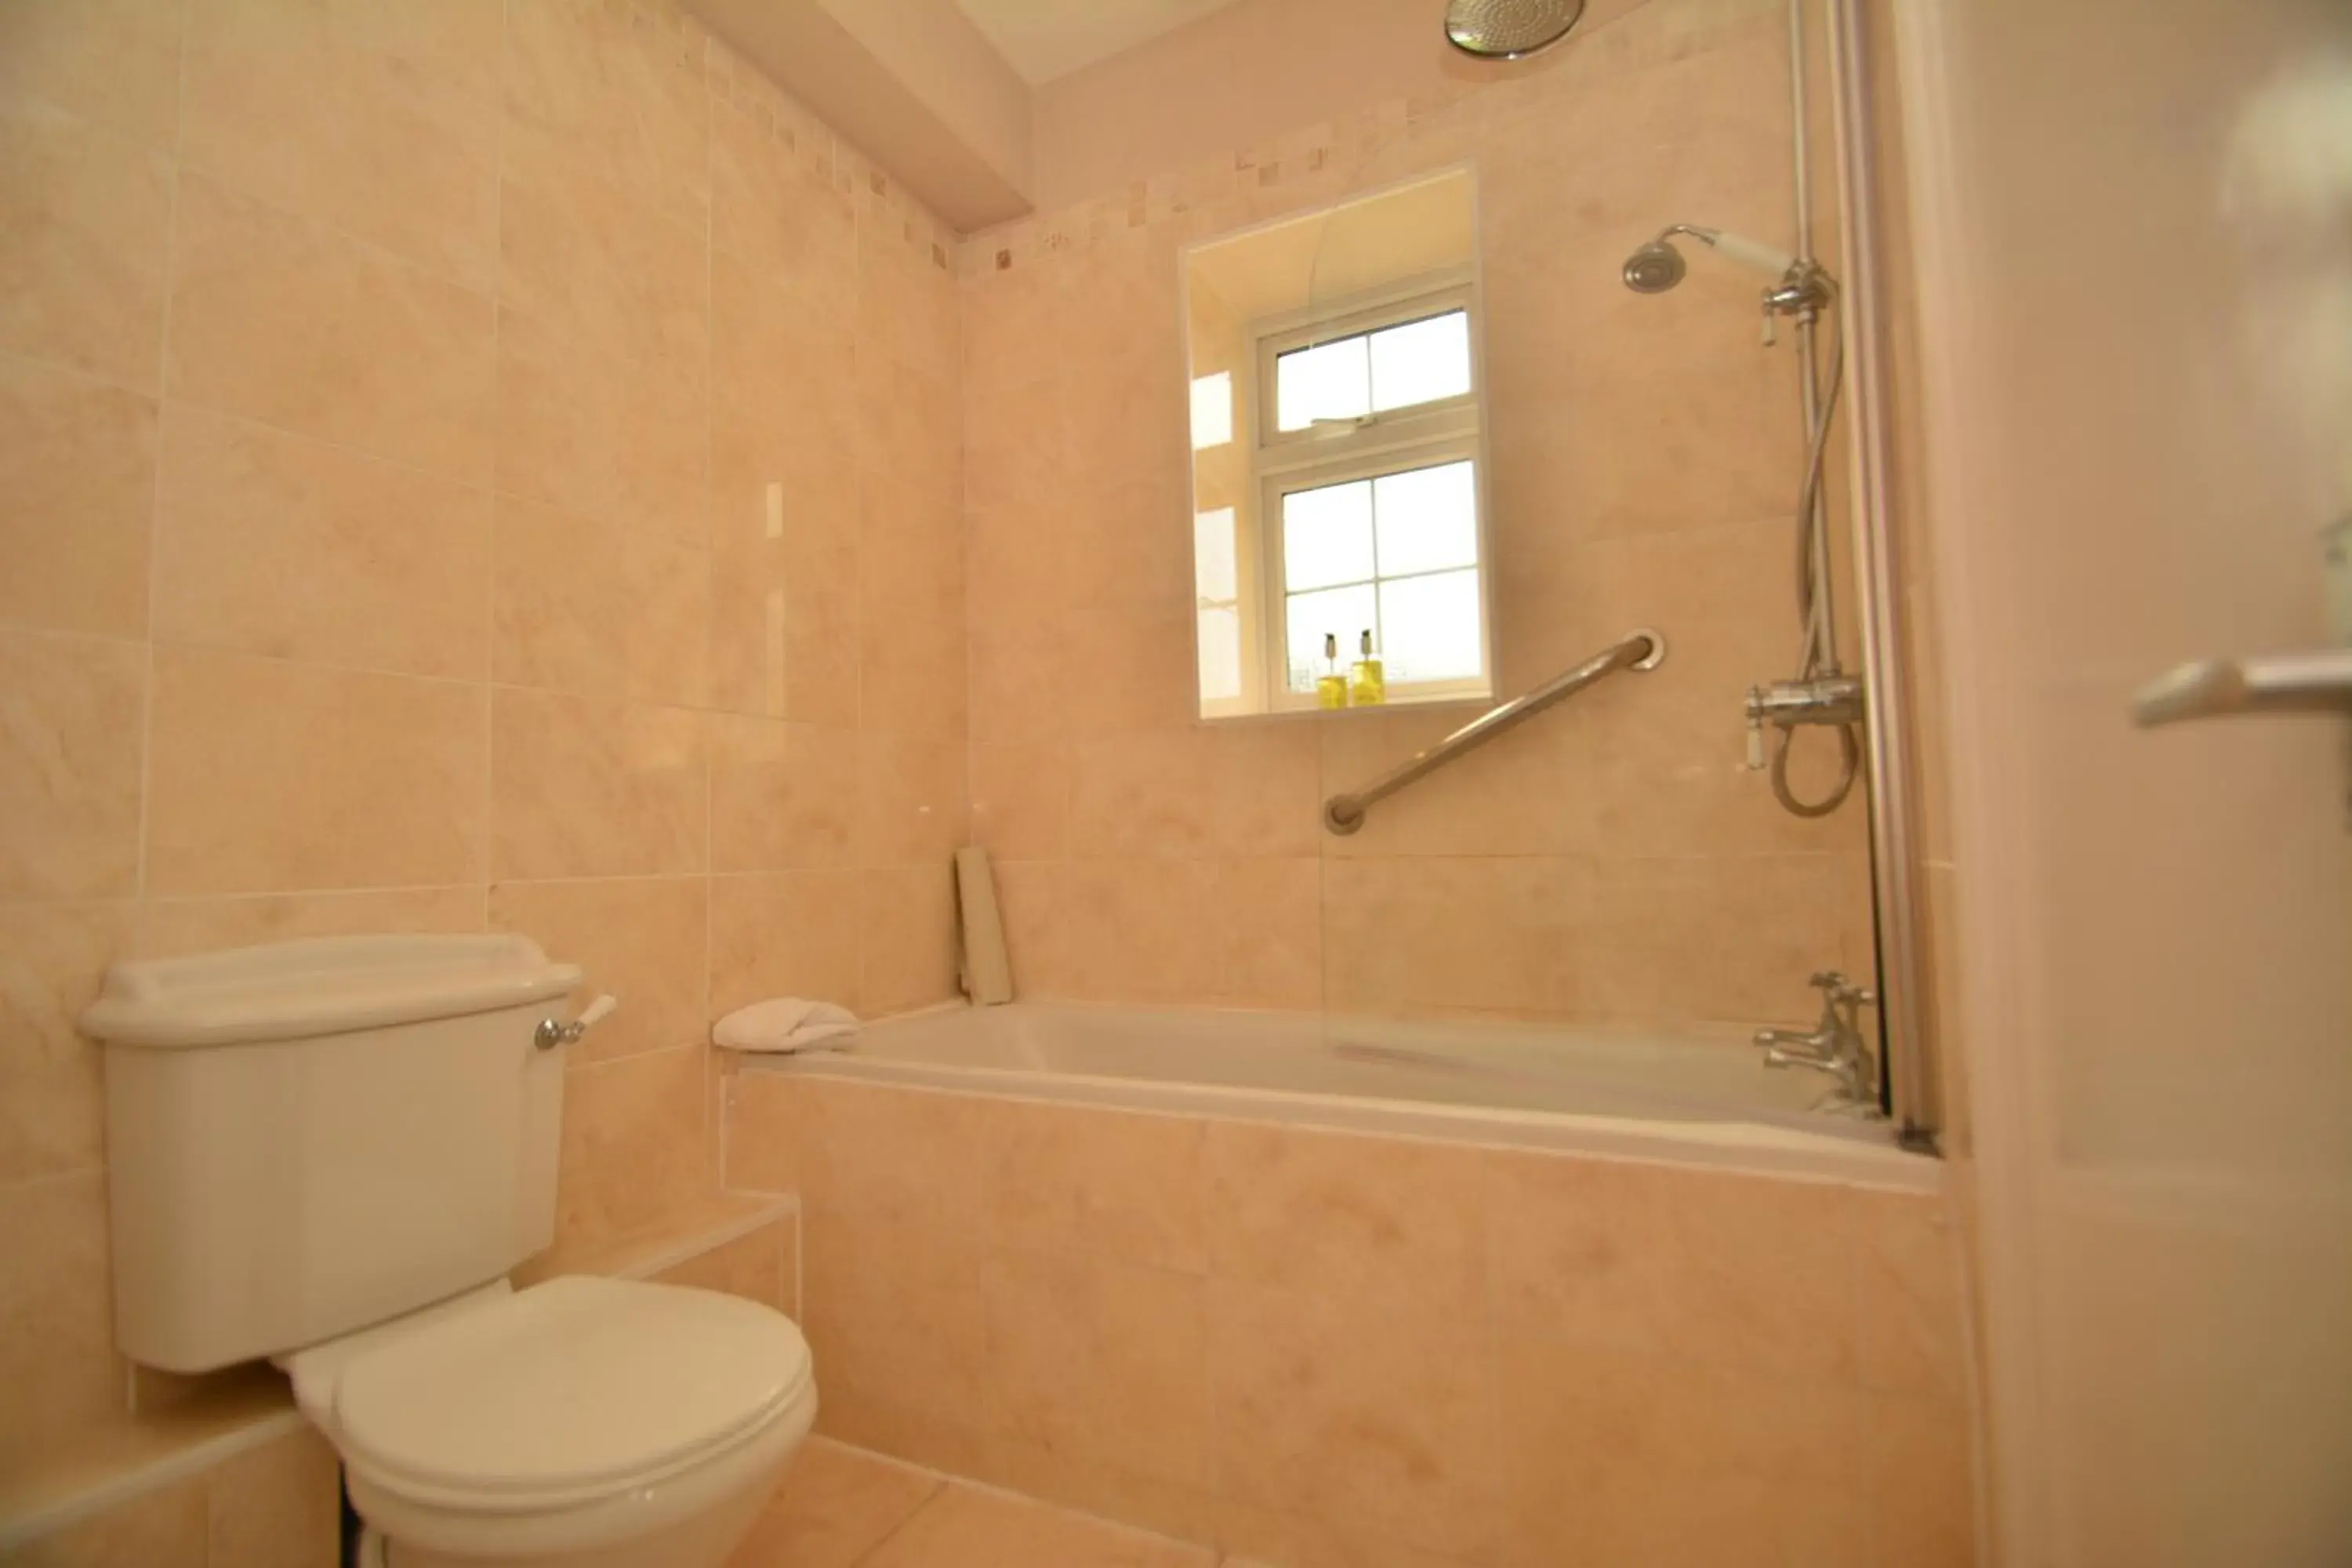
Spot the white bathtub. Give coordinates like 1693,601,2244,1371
743,1003,1937,1192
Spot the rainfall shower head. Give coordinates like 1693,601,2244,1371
1443,0,1585,60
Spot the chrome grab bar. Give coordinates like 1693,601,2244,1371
2131,649,2352,726
1321,629,1665,836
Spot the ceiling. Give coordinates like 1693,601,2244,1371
953,0,1248,85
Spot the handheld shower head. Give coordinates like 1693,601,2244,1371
1621,238,1688,293
1443,0,1585,60
1621,224,1815,295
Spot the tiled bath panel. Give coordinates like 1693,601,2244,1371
726,1073,1974,1568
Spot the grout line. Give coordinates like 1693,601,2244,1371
486,0,511,902
130,0,198,924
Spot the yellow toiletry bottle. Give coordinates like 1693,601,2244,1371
1316,633,1348,710
1349,629,1386,706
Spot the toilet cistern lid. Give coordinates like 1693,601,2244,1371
332,1276,811,1510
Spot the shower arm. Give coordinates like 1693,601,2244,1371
1321,630,1666,836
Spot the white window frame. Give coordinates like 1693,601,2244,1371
1253,270,1494,713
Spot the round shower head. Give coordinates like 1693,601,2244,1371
1443,0,1586,60
1621,238,1688,293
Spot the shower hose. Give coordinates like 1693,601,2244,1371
1776,311,1861,819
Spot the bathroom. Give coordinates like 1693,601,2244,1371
2,0,2347,1564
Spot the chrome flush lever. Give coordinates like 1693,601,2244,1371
535,994,617,1051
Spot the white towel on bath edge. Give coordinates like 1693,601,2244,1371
711,997,861,1053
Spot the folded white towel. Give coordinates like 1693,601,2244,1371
711,997,860,1053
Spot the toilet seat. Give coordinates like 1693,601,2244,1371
329,1276,812,1515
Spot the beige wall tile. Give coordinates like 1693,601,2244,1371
502,0,708,232
708,715,858,873
1205,858,1321,1009
1493,1338,1871,1568
203,1425,341,1568
1209,1276,1499,1562
0,628,145,900
491,495,709,707
728,1438,942,1568
147,648,485,895
708,100,855,307
489,688,706,880
135,884,484,956
0,0,185,147
1864,1392,1976,1568
858,483,964,655
180,0,500,292
488,877,708,1063
1068,732,1212,862
856,730,967,868
709,248,857,560
500,131,708,376
859,865,960,1018
652,1216,790,1311
969,742,1069,862
706,557,862,729
1580,855,1852,1026
0,902,133,1184
969,617,1070,745
1058,601,1195,739
1853,1189,1968,1399
168,174,495,479
721,1069,804,1196
1486,1150,1861,1384
985,1246,1213,1490
495,307,707,546
154,403,492,679
0,1477,205,1566
1320,857,1583,1018
858,612,967,741
1062,859,1216,1004
992,859,1072,999
0,356,154,638
555,1044,706,1248
790,1078,988,1232
802,1203,991,1474
0,1169,122,1465
0,98,172,390
709,870,863,1021
985,1100,1205,1272
1205,1120,1484,1316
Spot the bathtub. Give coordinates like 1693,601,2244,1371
742,1002,1936,1192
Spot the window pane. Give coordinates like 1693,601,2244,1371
1194,506,1238,603
1282,480,1374,592
1369,310,1472,412
1189,370,1233,450
1276,335,1370,432
1372,460,1478,578
1285,583,1377,692
1378,569,1483,684
1198,606,1243,702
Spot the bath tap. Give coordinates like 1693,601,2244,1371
1755,971,1878,1109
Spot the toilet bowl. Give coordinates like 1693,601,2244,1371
81,935,822,1568
285,1275,818,1568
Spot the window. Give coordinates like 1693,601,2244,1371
1258,284,1490,706
1181,165,1486,718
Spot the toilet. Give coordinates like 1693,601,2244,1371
82,935,816,1568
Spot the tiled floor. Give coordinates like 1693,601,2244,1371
729,1439,1218,1568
